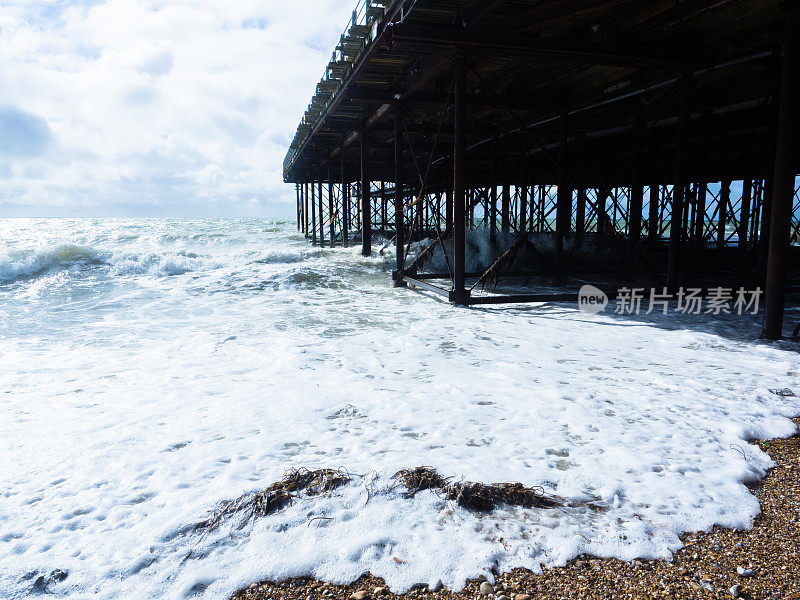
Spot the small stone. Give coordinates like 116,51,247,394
373,587,387,596
351,591,370,600
249,584,258,590
736,567,753,577
729,584,742,598
479,582,494,596
514,595,531,600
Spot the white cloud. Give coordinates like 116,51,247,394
0,0,353,216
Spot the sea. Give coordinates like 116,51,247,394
1,217,799,599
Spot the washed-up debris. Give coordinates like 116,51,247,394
392,467,450,496
29,569,68,594
392,467,561,511
196,468,351,533
769,388,796,397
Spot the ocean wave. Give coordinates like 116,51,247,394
0,244,219,284
0,245,108,284
251,250,312,265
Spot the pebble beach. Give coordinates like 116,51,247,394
234,418,800,600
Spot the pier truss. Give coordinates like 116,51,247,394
285,0,800,339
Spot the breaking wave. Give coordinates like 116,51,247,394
0,244,220,284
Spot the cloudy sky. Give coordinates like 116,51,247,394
0,0,353,217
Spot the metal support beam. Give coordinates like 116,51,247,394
328,168,335,247
649,184,659,244
718,179,729,248
763,5,799,339
501,182,511,232
361,130,372,256
555,114,571,267
453,55,469,305
341,153,349,247
318,174,325,247
576,188,586,235
394,108,406,287
311,177,318,245
668,74,692,290
740,179,752,249
520,180,528,234
490,135,498,241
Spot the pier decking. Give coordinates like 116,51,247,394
284,0,799,338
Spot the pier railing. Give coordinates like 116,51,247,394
284,0,391,178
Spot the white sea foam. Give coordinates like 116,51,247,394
1,218,798,600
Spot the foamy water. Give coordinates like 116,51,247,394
1,218,799,600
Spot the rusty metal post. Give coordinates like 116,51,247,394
360,131,372,256
668,74,692,290
692,181,707,257
648,184,659,244
576,188,586,236
446,188,453,234
341,154,349,247
300,183,306,236
739,179,752,249
380,181,387,232
630,182,643,246
318,171,325,246
311,176,318,245
760,54,782,280
555,114,571,267
394,108,406,287
452,55,469,305
763,5,800,339
304,183,309,235
717,179,730,248
328,168,335,247
502,181,511,233
490,136,498,242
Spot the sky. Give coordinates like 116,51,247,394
0,0,354,217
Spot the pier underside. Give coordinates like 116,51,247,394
284,0,800,338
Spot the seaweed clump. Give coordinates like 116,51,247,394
392,467,561,512
196,468,351,533
392,467,450,496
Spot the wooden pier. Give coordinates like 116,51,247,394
284,0,800,339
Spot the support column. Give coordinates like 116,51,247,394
380,181,387,232
763,4,799,339
520,177,528,235
318,172,325,247
341,154,349,247
555,114,571,266
576,188,586,235
490,136,498,241
301,183,306,236
630,183,643,245
328,168,335,248
446,188,453,234
692,181,707,257
668,74,692,290
649,184,660,243
394,108,406,287
717,179,730,248
739,179,752,249
305,183,310,238
501,181,511,233
360,131,372,257
452,55,468,305
296,184,301,230
311,176,318,245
